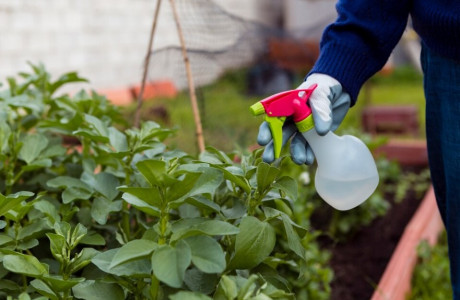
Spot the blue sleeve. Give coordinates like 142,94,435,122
308,0,411,104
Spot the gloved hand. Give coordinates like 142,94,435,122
257,73,351,165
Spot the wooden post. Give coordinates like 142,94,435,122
169,0,205,153
134,0,163,128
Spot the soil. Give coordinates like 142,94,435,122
312,167,430,300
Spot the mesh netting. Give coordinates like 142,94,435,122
147,0,284,90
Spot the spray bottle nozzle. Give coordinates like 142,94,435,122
250,84,379,211
249,84,317,158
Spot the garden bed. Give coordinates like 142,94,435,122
312,166,431,300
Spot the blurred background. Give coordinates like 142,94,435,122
0,0,421,94
0,0,425,154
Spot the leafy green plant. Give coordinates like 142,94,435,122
408,231,452,300
0,64,332,299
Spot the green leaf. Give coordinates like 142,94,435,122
47,176,90,190
17,239,39,251
257,162,280,194
108,127,128,152
90,197,122,225
3,253,48,277
184,195,220,213
80,233,106,246
54,221,71,239
49,71,88,95
0,234,13,246
0,191,34,216
221,199,246,220
47,176,93,203
120,192,160,217
19,158,52,173
229,216,276,269
0,279,21,292
171,218,208,231
167,171,202,202
17,218,52,241
151,240,191,288
4,199,37,223
119,186,162,208
30,279,58,300
62,187,93,204
18,134,48,164
40,144,67,158
84,172,120,201
184,268,219,295
200,147,234,165
273,176,298,201
92,249,151,277
169,291,212,300
215,275,238,300
170,168,224,206
136,159,167,187
33,200,60,223
187,167,223,194
0,121,11,153
185,235,226,273
47,233,66,262
212,165,251,194
73,129,109,143
280,214,305,259
83,114,109,138
18,292,32,300
7,94,42,112
68,248,99,274
42,275,84,292
70,223,88,248
171,219,239,241
47,176,92,190
72,280,124,300
109,239,158,268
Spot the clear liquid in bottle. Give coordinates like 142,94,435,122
302,129,379,210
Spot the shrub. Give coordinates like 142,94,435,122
0,64,332,299
408,231,452,299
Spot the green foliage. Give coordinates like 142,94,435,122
0,64,332,299
408,231,452,299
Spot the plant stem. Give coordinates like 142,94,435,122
158,189,168,245
122,155,134,241
122,202,131,241
150,274,160,300
158,209,169,245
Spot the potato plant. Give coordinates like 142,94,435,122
0,64,332,300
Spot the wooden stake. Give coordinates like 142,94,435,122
169,0,205,153
134,0,163,128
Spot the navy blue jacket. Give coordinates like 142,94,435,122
309,0,460,104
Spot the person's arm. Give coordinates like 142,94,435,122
308,0,412,104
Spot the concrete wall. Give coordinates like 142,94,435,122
283,0,337,40
0,0,282,94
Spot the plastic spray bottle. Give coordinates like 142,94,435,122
250,85,379,211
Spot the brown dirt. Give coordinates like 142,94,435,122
312,169,429,300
